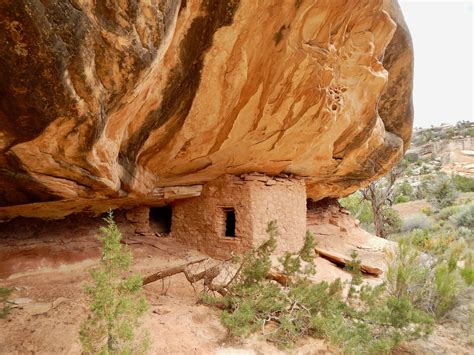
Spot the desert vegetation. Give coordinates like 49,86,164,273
338,123,474,352
2,122,472,353
78,216,466,354
200,222,435,353
0,286,13,319
80,213,149,354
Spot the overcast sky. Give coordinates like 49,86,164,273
398,0,473,128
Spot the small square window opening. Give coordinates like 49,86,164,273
223,208,236,237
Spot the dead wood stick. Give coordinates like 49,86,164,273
142,258,207,286
184,263,221,284
142,258,292,295
142,258,229,296
121,238,165,251
315,247,383,276
203,265,227,295
266,271,290,286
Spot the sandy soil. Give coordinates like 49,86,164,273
0,230,333,355
1,210,472,354
392,200,432,219
392,192,474,220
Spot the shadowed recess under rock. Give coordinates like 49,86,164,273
0,0,413,218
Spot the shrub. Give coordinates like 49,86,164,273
0,286,13,319
385,238,429,304
382,207,402,235
420,165,431,175
433,263,458,317
394,181,414,204
438,205,462,220
414,181,430,200
339,193,373,226
421,207,433,216
456,227,474,246
386,237,461,319
460,253,474,286
401,214,433,233
420,130,433,144
408,228,431,250
80,212,149,354
203,222,433,353
404,152,419,163
428,176,459,209
395,195,410,204
428,234,457,257
453,175,474,192
407,227,458,256
449,204,474,229
413,174,435,200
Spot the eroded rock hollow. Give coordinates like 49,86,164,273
0,0,413,219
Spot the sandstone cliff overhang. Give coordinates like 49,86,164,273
0,0,413,219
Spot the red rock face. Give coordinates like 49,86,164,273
0,0,413,218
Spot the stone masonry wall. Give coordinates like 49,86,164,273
247,176,307,255
125,207,151,235
171,174,307,259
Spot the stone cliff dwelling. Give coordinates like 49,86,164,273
125,174,307,259
2,0,450,352
0,0,414,274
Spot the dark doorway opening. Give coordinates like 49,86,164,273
224,208,236,237
149,206,172,234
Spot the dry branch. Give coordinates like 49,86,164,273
141,258,229,296
142,257,292,293
315,247,383,276
266,271,290,286
142,258,207,285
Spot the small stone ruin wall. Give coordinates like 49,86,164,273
171,174,307,259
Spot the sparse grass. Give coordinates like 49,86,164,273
449,204,474,229
0,286,13,319
402,214,433,233
452,175,474,192
460,253,474,286
438,205,462,220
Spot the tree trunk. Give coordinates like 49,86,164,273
142,258,207,285
142,260,292,293
372,199,385,238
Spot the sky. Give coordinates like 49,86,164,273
398,0,473,128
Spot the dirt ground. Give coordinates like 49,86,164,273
393,192,474,219
0,211,472,354
0,217,333,355
392,200,432,219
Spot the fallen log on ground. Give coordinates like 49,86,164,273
142,258,207,285
142,257,229,295
315,247,383,276
142,258,292,293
